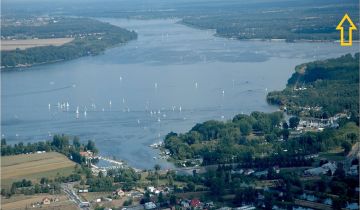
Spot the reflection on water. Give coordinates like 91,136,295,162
1,19,358,169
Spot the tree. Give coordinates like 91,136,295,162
123,198,133,206
1,138,6,146
341,141,351,156
264,192,274,210
267,167,275,179
154,164,161,172
73,137,81,150
186,182,195,192
239,121,252,135
316,179,327,192
158,192,164,203
334,163,346,179
170,194,177,205
282,122,289,129
332,196,346,210
289,117,300,129
86,140,97,153
282,129,289,140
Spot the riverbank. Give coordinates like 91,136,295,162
1,17,137,70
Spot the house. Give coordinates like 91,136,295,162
114,189,125,197
254,170,268,178
304,162,337,176
190,199,201,208
347,165,359,176
144,202,157,210
79,150,93,158
244,169,255,175
273,165,280,174
180,200,190,208
231,169,244,174
147,186,156,193
304,154,319,160
42,197,51,205
79,189,89,193
130,191,144,198
205,202,215,208
80,202,90,208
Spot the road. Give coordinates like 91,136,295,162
61,183,90,210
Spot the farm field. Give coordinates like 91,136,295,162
1,194,77,210
1,152,76,188
1,38,74,51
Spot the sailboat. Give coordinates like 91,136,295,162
76,106,79,119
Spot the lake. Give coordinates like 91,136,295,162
1,18,358,169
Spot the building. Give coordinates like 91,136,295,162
234,205,256,210
79,189,89,193
42,197,51,205
190,199,201,208
254,170,268,178
304,162,337,176
80,202,90,207
144,202,157,210
273,165,280,174
347,165,359,176
244,169,255,175
114,189,125,197
147,186,156,193
79,150,93,158
180,200,190,208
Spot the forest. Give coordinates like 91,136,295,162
1,17,137,68
164,111,358,166
180,1,359,41
267,53,359,118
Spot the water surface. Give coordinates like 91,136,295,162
1,19,358,169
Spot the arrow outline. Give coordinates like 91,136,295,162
336,13,357,46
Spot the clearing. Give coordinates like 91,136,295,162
1,38,74,51
1,152,76,188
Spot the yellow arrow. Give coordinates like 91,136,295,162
336,14,357,46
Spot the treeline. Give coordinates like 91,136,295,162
1,17,137,68
181,2,359,42
1,135,98,165
1,174,82,198
267,53,359,118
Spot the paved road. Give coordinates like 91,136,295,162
61,183,90,210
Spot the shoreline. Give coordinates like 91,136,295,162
0,41,133,71
179,20,360,44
